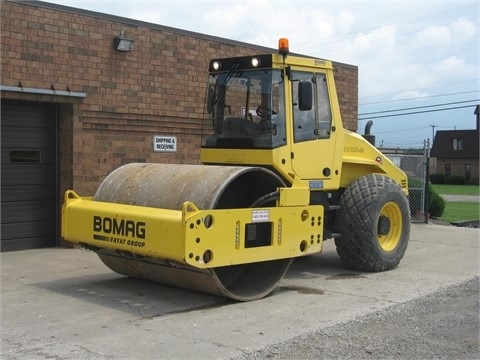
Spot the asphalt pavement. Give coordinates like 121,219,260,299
236,278,479,359
1,223,479,359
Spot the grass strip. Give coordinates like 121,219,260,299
438,202,480,223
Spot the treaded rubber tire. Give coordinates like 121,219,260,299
334,174,410,271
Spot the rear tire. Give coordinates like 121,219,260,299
334,174,410,271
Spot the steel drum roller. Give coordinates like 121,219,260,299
93,163,292,301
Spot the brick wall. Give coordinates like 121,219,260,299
333,64,358,131
1,0,358,195
434,158,479,185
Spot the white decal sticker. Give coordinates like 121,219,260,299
252,209,270,223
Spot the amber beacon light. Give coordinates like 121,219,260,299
278,38,289,59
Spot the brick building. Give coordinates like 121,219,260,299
1,0,358,251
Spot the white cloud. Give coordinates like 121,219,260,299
451,17,477,41
354,25,398,51
392,90,431,101
438,55,466,70
431,55,478,82
410,25,452,49
126,9,164,25
337,10,355,34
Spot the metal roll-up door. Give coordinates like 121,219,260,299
1,101,58,251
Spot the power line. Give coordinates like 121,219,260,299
359,79,478,102
298,6,479,56
358,104,477,120
360,91,480,106
297,3,477,52
360,89,479,106
373,126,427,134
319,14,478,55
372,125,453,136
359,99,480,116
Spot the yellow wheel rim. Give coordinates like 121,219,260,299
377,201,403,252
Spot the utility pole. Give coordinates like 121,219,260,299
429,125,437,145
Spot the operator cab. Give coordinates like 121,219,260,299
203,55,287,149
202,49,334,152
201,39,342,186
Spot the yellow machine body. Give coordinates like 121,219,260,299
62,42,410,301
63,190,324,269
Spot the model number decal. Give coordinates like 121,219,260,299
344,146,365,153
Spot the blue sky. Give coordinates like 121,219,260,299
48,0,479,149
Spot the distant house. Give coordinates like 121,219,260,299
430,105,479,184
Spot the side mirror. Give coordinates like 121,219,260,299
298,81,312,111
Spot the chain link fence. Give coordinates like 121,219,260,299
386,151,429,223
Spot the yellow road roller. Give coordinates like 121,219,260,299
62,39,410,301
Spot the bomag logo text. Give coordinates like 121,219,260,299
93,216,146,239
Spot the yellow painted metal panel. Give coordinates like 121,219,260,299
62,191,185,260
183,205,324,268
62,191,324,269
278,175,310,206
341,132,409,194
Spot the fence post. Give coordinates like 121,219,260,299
423,139,430,224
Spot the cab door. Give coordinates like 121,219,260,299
289,71,343,189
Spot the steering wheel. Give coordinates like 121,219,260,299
256,106,264,118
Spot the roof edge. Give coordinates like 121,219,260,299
9,0,357,70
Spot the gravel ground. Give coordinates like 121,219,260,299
234,277,479,360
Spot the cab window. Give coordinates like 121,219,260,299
291,71,332,143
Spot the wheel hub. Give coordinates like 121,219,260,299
378,215,391,235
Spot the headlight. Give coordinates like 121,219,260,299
212,61,221,71
251,57,260,67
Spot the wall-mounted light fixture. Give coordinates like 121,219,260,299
113,30,134,52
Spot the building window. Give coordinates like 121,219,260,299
452,138,463,150
445,164,451,178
